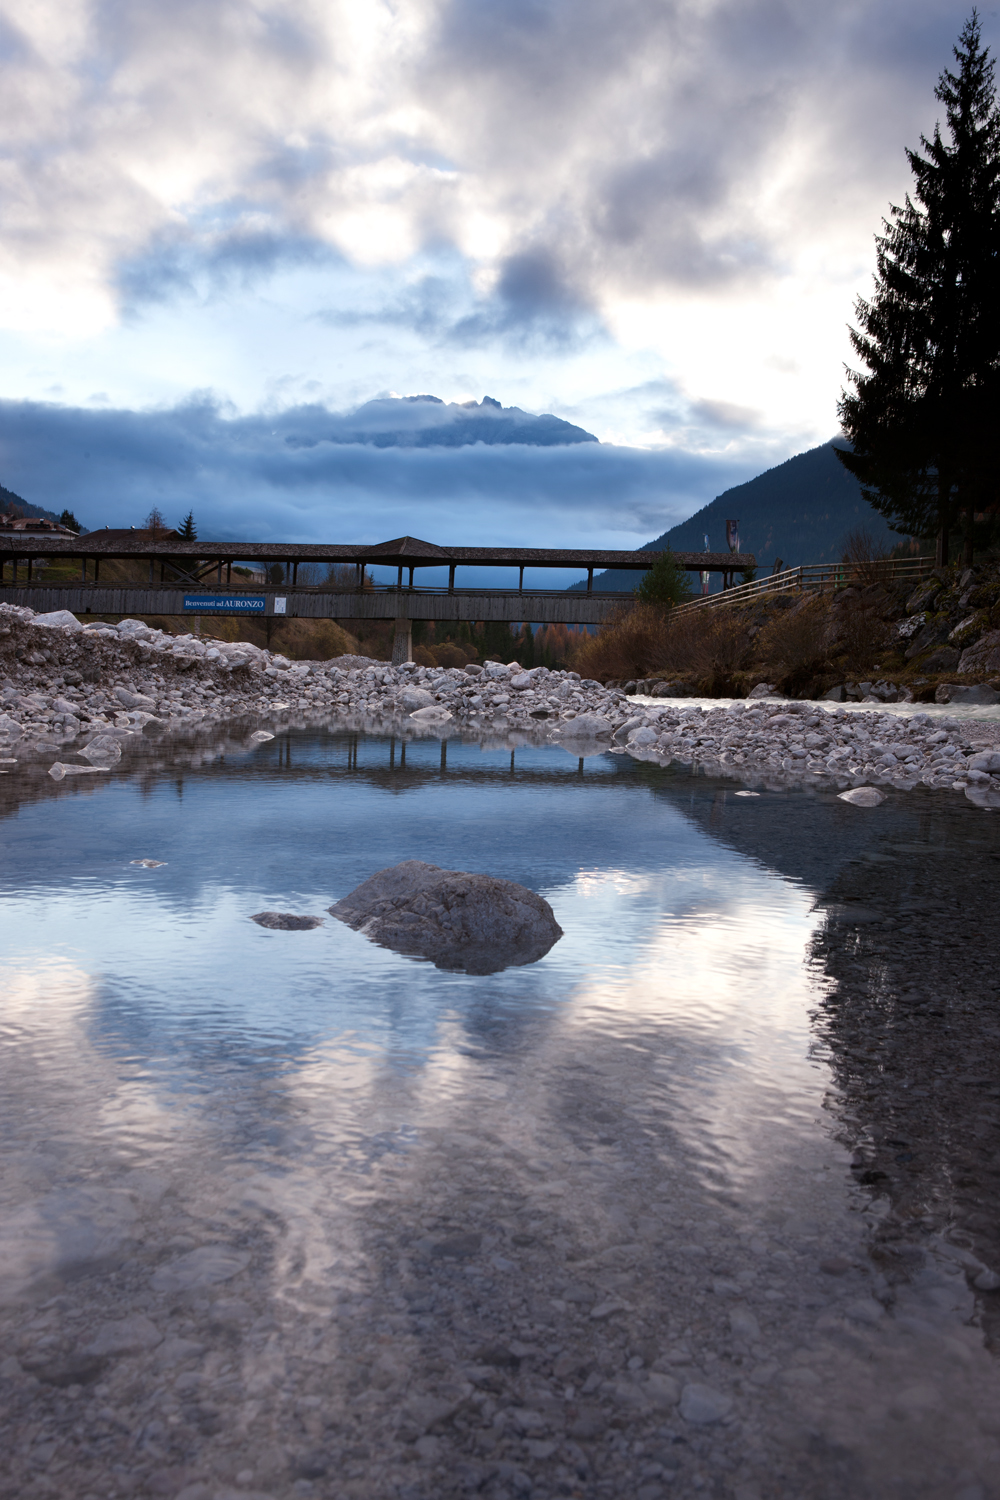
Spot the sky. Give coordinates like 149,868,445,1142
0,0,995,554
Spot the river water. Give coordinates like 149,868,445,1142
1,722,999,1500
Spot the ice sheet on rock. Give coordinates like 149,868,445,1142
81,734,123,764
48,762,107,780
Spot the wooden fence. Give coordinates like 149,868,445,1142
675,555,936,612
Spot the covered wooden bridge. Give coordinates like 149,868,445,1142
0,533,755,658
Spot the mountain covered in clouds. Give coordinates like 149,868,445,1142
282,395,598,450
580,441,901,589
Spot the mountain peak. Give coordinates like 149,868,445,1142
282,393,598,450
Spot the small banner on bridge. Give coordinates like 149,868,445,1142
183,595,266,613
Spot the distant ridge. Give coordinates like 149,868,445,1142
0,482,79,530
283,394,598,450
578,440,902,592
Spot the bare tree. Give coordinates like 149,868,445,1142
842,526,891,586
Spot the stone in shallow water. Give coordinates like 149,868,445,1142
410,705,452,721
87,1313,163,1356
250,911,323,930
329,859,562,974
249,730,274,741
81,734,123,765
838,786,885,807
151,1245,251,1292
965,786,1000,809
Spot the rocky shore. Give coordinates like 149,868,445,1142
2,603,1000,805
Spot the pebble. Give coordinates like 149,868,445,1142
679,1383,734,1424
3,602,1000,808
86,1314,163,1356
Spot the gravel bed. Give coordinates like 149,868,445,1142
2,605,1000,809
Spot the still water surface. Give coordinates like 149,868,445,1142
1,727,999,1500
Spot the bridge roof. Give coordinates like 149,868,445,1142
0,533,753,573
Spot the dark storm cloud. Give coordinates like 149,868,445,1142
0,396,758,548
312,249,600,349
450,248,600,347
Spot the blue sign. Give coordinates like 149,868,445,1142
183,595,266,613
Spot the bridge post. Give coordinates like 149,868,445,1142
391,608,412,666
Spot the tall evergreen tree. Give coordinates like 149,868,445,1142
838,13,1000,565
634,548,693,607
178,510,197,540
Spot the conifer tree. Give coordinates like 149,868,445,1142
178,510,198,541
838,13,1000,565
634,548,693,608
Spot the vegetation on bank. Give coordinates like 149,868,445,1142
572,557,1000,699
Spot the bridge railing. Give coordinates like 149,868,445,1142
0,577,636,603
674,555,936,611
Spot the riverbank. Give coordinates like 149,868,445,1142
578,558,1000,703
2,603,1000,806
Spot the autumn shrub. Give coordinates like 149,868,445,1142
574,604,674,679
753,595,828,675
268,617,361,660
835,595,892,671
574,602,755,681
656,607,754,677
433,641,477,667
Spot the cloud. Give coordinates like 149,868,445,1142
689,398,762,432
115,224,338,312
0,394,760,552
311,249,601,348
1,0,986,344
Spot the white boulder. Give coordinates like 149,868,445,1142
837,787,885,807
410,705,452,721
553,713,614,739
399,687,435,711
32,610,83,631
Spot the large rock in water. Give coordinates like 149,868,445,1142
329,860,562,974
